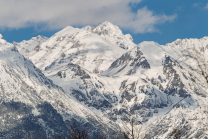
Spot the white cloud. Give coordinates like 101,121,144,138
205,3,208,9
193,3,200,7
118,7,177,33
0,0,176,33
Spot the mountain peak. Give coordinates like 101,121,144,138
166,37,208,50
30,35,48,41
37,35,47,39
98,21,115,27
94,21,123,36
0,34,6,44
82,21,136,49
0,34,3,39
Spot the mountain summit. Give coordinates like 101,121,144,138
14,24,126,74
0,34,3,39
0,34,6,44
82,21,136,49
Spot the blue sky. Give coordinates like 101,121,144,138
126,0,208,44
0,0,208,45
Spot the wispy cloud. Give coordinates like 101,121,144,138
0,0,177,33
205,3,208,9
193,3,201,7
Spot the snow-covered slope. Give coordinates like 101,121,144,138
24,25,126,74
146,94,207,139
0,35,118,138
100,42,185,121
13,35,48,58
82,21,136,50
14,21,208,139
165,37,208,72
0,34,6,44
166,37,208,50
100,40,208,138
46,63,118,111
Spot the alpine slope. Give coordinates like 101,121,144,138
7,21,208,138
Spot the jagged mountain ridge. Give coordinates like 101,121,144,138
13,35,48,58
82,21,136,50
12,21,208,138
18,26,126,74
0,35,118,138
98,39,208,138
100,42,191,124
47,63,118,111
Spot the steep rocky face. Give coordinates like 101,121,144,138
99,44,167,124
0,41,70,138
104,78,170,124
100,40,208,135
101,46,150,76
163,56,188,97
0,101,70,139
82,21,136,50
0,38,118,138
145,94,208,139
46,63,117,111
138,38,208,138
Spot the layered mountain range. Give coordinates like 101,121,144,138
0,21,207,138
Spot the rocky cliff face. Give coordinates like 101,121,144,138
0,35,118,139
47,63,117,111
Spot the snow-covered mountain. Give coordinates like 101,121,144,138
100,42,187,123
82,21,136,50
0,35,118,138
13,35,48,58
17,26,126,74
47,63,118,111
9,21,208,138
